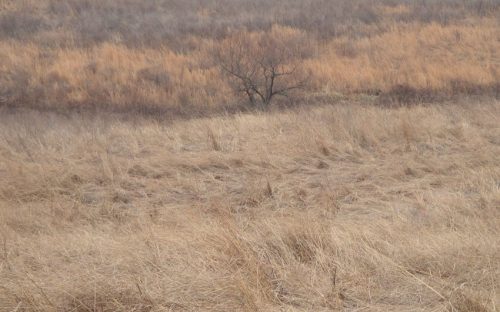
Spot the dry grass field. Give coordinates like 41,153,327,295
1,0,500,311
1,100,499,311
0,0,499,112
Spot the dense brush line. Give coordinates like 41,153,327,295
1,0,498,46
0,0,498,113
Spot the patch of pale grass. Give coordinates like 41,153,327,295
0,100,499,311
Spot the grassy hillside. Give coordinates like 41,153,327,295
1,100,499,311
0,0,499,113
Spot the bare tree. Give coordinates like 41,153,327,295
214,27,310,107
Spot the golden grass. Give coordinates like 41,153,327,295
308,19,500,93
1,100,499,311
0,41,231,110
1,14,498,111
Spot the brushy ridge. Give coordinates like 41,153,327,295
0,0,499,113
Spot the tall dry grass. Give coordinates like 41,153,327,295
0,1,499,112
1,1,499,310
308,20,500,95
0,100,499,311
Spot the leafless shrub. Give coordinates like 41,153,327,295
214,27,311,108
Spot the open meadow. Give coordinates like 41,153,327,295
0,0,499,311
1,101,499,311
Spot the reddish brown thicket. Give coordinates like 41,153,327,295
214,27,311,107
